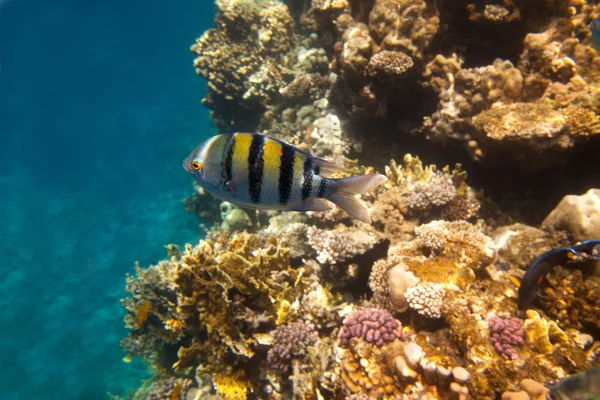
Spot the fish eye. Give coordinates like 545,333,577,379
190,161,203,171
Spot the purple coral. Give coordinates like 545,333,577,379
338,308,401,348
267,321,318,371
488,314,524,360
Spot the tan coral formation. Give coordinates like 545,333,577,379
122,0,600,398
543,188,600,241
191,0,600,170
125,153,599,399
192,0,295,102
122,231,308,397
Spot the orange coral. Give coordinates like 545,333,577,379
340,340,399,398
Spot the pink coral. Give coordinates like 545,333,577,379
488,314,524,360
338,308,401,347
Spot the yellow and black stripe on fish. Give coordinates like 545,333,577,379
183,133,387,223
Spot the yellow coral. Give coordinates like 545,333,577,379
384,154,436,188
275,299,292,325
407,257,476,289
165,319,184,336
213,370,249,400
563,104,600,137
524,310,568,355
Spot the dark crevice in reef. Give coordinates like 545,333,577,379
466,138,600,225
433,1,526,68
203,93,265,134
325,238,389,299
348,0,376,24
283,0,312,20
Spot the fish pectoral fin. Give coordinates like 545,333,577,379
224,180,236,193
288,199,332,212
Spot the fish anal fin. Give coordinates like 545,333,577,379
328,193,370,223
288,198,332,212
326,174,388,223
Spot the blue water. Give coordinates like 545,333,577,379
0,0,214,398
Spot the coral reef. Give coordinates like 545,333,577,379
404,171,457,211
539,267,600,334
145,377,194,400
121,231,306,397
122,0,600,398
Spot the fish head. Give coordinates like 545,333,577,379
183,135,229,190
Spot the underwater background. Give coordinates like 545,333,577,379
3,0,600,399
0,0,214,398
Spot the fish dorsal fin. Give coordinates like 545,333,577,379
312,157,345,178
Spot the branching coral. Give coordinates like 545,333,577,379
192,0,295,102
405,282,446,319
367,50,414,80
375,155,480,232
307,225,378,264
403,171,457,211
267,321,318,371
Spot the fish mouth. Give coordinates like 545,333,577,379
182,161,193,174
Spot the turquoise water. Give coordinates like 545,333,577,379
0,0,214,398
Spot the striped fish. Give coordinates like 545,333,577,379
183,133,387,223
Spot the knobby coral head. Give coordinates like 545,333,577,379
338,308,401,348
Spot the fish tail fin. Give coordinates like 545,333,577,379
327,174,387,223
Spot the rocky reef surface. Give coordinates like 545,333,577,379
118,0,600,399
